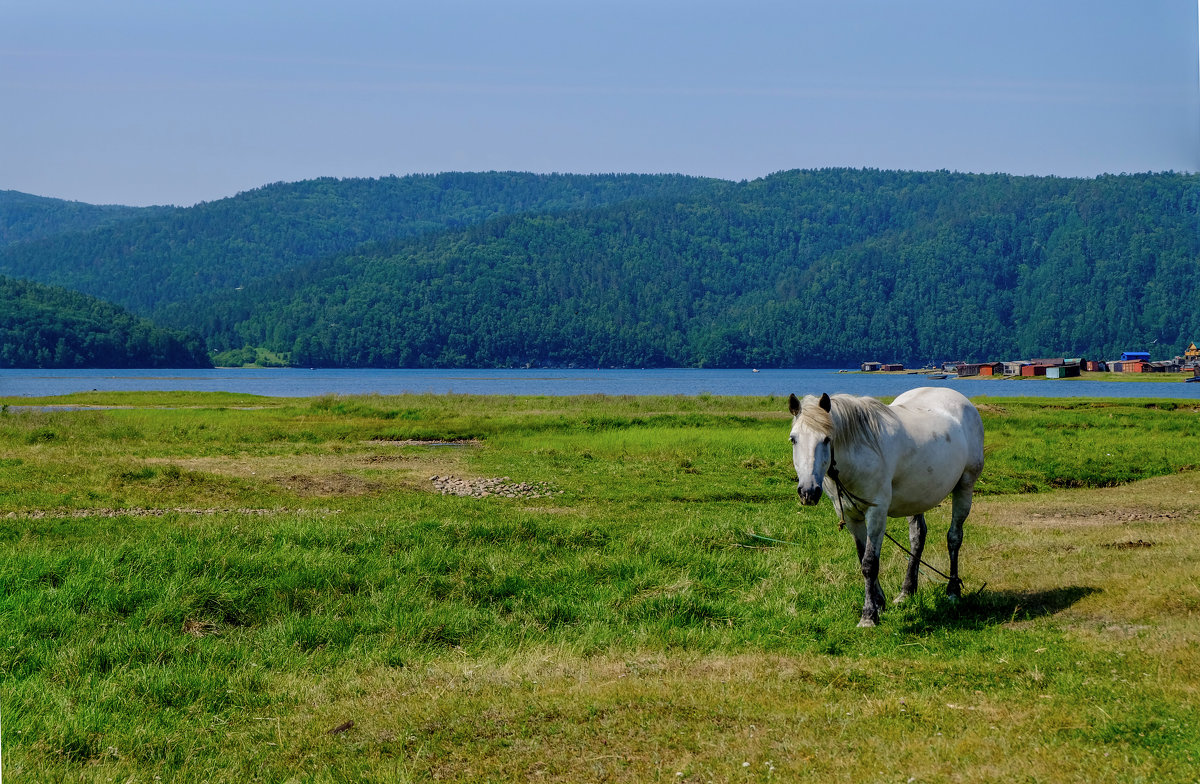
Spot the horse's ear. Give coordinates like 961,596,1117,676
819,393,831,412
788,393,800,416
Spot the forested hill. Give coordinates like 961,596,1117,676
0,276,210,368
0,173,724,318
0,191,166,249
3,169,1200,368
215,170,1200,367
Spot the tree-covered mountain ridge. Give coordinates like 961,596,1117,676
0,173,723,317
3,169,1199,368
0,275,210,368
0,190,167,249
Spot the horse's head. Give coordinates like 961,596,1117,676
788,392,833,505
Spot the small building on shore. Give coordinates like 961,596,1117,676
1046,365,1081,379
1002,361,1026,376
978,362,1003,376
955,362,1003,377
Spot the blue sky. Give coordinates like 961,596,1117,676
3,0,1197,206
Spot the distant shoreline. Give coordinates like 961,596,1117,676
859,369,1189,383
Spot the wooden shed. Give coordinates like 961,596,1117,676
1002,361,1026,376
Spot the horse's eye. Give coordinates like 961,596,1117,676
789,435,797,445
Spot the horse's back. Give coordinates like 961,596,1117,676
891,386,976,419
892,388,982,440
889,386,984,483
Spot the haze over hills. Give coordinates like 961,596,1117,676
0,191,167,249
2,169,1198,368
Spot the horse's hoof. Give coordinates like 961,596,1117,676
858,616,878,628
893,592,910,605
945,593,960,604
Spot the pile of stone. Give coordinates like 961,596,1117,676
430,475,560,499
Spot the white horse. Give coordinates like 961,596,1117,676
788,387,984,627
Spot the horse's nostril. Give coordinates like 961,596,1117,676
797,486,822,505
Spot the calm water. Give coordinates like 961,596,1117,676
1,367,1198,399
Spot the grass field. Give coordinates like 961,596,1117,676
1,392,1198,782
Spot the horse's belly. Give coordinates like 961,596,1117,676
886,481,959,518
886,450,968,517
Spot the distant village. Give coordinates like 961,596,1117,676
861,343,1200,379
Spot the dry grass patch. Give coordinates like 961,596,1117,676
272,472,380,496
967,473,1200,651
365,438,482,447
250,652,1192,783
142,448,472,498
974,472,1200,530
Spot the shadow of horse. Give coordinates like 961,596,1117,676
898,585,1100,633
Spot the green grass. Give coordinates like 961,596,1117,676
1,393,1198,781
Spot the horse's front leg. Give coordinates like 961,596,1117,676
850,510,887,627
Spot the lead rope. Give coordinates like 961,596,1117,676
827,447,871,529
824,447,975,593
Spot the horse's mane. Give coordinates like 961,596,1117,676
799,393,897,454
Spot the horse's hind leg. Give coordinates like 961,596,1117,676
895,513,927,603
946,477,975,600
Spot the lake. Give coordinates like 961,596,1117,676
2,367,1198,399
